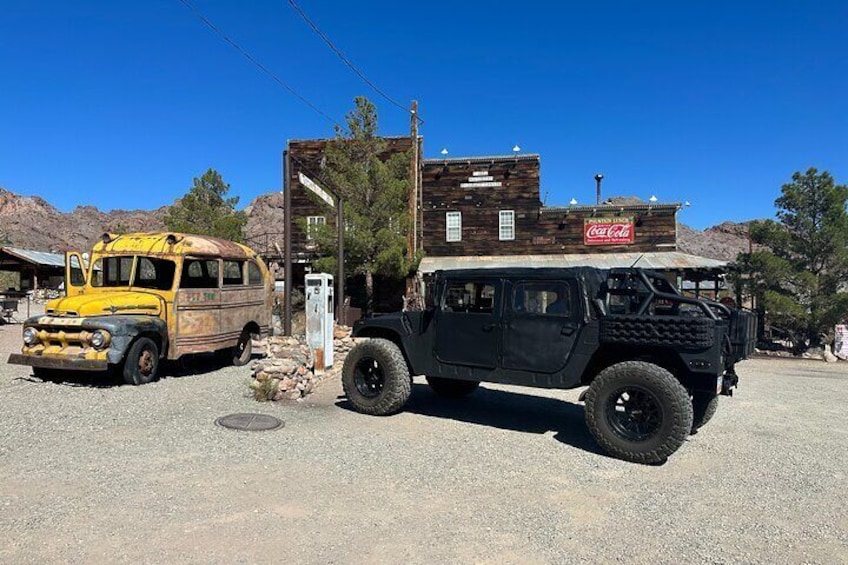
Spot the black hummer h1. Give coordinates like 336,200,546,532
342,267,757,464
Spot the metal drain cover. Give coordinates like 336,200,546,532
215,413,284,431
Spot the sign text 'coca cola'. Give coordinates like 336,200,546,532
584,217,635,246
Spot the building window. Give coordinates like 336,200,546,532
307,216,325,240
446,212,462,242
499,210,515,241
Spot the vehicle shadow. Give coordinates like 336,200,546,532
18,352,260,388
336,383,610,459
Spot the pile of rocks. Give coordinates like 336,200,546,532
250,336,316,401
249,327,367,402
334,325,356,357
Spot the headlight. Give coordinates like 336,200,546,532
90,330,110,350
22,327,39,346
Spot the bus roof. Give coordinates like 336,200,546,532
91,232,259,260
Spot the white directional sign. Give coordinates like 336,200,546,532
298,172,335,208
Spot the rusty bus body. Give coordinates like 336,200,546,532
8,232,273,384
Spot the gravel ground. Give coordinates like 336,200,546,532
0,319,846,564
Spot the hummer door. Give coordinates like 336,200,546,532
64,252,87,297
434,278,500,368
501,279,580,373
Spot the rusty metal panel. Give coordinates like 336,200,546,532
173,288,221,359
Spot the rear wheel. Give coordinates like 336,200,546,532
218,328,254,367
342,338,411,416
585,361,693,464
691,392,719,433
426,376,480,398
123,337,160,385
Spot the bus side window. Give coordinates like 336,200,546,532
180,259,219,289
223,260,245,286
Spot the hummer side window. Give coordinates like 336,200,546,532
513,281,570,316
443,281,495,314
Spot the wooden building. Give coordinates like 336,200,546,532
285,141,730,308
419,153,727,292
285,136,417,311
287,136,417,265
422,154,673,256
0,247,66,291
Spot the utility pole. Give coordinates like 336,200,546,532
405,100,420,310
409,100,419,257
283,149,292,336
337,197,345,326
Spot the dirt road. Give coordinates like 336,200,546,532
0,323,845,564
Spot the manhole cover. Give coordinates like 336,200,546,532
215,413,284,432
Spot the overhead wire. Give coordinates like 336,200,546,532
285,0,422,124
177,0,339,126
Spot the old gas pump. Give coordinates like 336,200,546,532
305,273,334,372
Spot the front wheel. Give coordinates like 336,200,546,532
584,361,693,464
342,338,411,416
123,337,160,385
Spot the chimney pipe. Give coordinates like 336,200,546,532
594,173,604,205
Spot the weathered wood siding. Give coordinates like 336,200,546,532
287,137,414,260
422,155,677,256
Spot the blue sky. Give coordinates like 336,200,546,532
1,1,845,230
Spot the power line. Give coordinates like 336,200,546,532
286,0,419,122
177,0,338,126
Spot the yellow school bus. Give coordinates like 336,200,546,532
8,232,272,384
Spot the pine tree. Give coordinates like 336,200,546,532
164,168,247,242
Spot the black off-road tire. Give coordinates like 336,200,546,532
229,329,254,367
426,376,480,398
584,361,693,464
122,337,160,386
342,338,411,416
691,392,719,433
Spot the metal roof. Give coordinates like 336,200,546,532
1,247,66,268
419,252,729,274
423,154,540,165
541,203,681,214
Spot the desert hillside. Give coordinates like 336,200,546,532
0,187,751,261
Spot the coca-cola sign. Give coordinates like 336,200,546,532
584,217,635,246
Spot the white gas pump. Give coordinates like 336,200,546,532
305,273,334,372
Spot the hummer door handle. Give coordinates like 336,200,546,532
561,322,578,336
482,323,496,332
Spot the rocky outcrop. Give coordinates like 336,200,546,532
677,221,754,263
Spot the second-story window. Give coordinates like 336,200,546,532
446,211,462,242
499,210,515,241
306,216,325,240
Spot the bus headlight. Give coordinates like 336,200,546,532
90,330,110,350
22,327,39,346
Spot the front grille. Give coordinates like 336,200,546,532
44,310,79,317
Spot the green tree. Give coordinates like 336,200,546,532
164,168,247,242
737,168,848,349
302,97,419,312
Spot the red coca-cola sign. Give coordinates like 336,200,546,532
584,217,635,245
